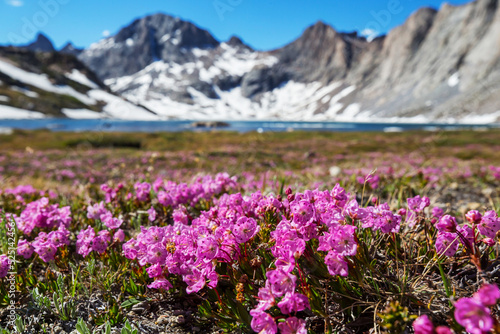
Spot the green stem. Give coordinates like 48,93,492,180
438,260,453,307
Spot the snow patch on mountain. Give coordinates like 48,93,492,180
66,69,99,89
0,105,45,119
118,79,362,121
0,54,158,120
87,90,159,120
447,72,460,87
213,43,278,77
61,108,106,119
460,110,500,124
0,59,95,105
88,38,117,52
338,103,362,121
11,86,39,98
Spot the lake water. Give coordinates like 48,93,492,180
0,119,498,133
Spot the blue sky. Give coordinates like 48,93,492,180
0,0,473,50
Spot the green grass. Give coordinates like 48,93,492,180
1,129,500,162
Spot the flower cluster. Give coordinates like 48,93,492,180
101,183,120,203
406,195,430,227
2,162,500,334
76,226,123,257
12,197,71,235
87,201,124,230
7,198,72,263
2,184,39,202
414,283,500,334
435,210,500,257
74,202,125,257
413,314,452,334
16,226,70,262
122,182,410,333
0,254,11,278
155,173,237,208
123,191,265,293
454,283,500,334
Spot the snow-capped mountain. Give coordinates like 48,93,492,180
1,0,499,122
0,46,157,120
60,42,83,57
77,0,500,123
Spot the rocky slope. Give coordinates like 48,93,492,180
0,46,157,119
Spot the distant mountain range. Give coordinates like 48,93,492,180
1,0,499,122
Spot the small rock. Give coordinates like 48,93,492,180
482,188,494,197
329,166,341,177
51,325,65,334
304,151,316,159
131,307,145,314
156,315,170,326
468,202,481,210
192,327,201,332
133,301,150,310
173,309,184,316
176,315,185,325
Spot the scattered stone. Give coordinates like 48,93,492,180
132,301,149,314
329,166,341,177
175,315,185,325
468,202,482,210
156,315,170,326
482,188,494,197
51,325,65,334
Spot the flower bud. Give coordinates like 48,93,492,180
436,215,457,233
466,210,482,224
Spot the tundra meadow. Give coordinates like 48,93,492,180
1,129,500,334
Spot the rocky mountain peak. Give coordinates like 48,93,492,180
79,13,220,79
378,7,437,70
25,33,55,52
113,13,219,49
226,35,252,50
60,42,83,56
274,21,367,82
301,20,339,41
